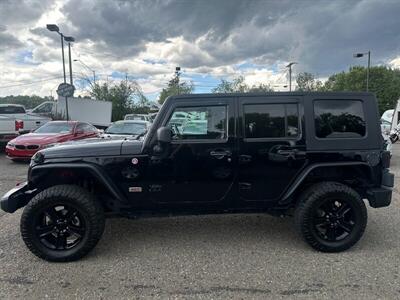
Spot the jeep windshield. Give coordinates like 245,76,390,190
105,122,147,135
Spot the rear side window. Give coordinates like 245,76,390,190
314,100,366,139
0,106,25,114
244,103,299,138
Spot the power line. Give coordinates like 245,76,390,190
0,76,64,89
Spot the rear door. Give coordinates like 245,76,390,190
237,96,307,205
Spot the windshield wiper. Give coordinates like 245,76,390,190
135,130,148,140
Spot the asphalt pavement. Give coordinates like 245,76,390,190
0,147,399,299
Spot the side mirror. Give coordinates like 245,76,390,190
18,129,31,135
157,126,171,143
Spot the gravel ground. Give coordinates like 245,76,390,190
0,146,399,299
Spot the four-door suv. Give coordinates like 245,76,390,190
1,92,394,262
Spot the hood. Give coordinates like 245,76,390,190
102,133,138,139
9,133,70,145
41,138,143,159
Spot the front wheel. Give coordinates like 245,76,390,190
295,182,367,252
20,185,105,262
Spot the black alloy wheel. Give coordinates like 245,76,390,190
312,198,355,242
34,204,86,251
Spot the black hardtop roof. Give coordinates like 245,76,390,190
167,91,375,102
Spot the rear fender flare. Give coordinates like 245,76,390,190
279,162,371,204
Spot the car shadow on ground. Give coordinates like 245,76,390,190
90,213,305,258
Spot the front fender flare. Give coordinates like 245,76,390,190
29,163,127,205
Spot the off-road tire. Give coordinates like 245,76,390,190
295,181,367,252
20,185,105,262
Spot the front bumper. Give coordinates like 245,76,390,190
366,171,394,208
0,182,37,213
5,147,37,159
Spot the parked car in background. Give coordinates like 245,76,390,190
5,121,99,161
0,104,51,132
0,115,21,147
30,96,112,129
102,120,151,139
124,114,152,122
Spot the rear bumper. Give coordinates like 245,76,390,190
366,171,394,208
0,182,37,213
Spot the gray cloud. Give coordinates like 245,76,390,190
0,0,54,26
57,0,400,76
1,0,400,82
0,30,23,52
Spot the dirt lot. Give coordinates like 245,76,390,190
0,147,399,299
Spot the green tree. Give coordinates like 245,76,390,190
296,72,324,91
0,95,54,109
212,76,274,93
323,66,400,113
90,79,150,121
158,72,194,104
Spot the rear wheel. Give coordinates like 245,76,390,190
295,182,367,252
20,185,105,262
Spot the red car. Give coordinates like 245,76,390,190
5,121,99,161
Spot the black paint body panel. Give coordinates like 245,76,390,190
1,92,393,216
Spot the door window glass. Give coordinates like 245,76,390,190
244,103,299,138
167,106,227,140
0,106,25,114
314,100,366,138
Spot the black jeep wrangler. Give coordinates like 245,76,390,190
1,92,394,261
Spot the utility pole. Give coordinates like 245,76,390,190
286,62,297,92
367,50,370,92
175,66,181,94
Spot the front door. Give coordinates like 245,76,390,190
237,96,307,205
147,98,236,207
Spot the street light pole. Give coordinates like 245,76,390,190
60,34,66,84
353,51,371,92
286,62,297,92
64,36,75,86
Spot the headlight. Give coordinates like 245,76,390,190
31,151,44,164
41,143,58,149
7,143,15,148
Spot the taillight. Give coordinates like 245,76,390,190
381,150,391,168
15,120,24,131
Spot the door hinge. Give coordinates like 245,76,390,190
149,184,162,192
239,182,252,190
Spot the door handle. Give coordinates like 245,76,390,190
239,154,252,163
210,150,231,159
277,149,306,158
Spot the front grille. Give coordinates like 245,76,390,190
14,145,39,150
26,145,39,150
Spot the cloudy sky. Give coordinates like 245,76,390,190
0,0,400,101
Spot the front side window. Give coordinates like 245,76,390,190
166,106,227,140
244,103,299,139
314,100,366,139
